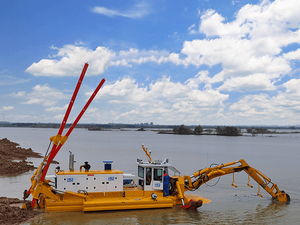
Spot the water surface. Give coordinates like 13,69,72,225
0,128,299,224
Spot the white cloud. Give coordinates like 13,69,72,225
53,114,64,121
0,75,30,86
231,1,239,6
111,49,171,67
175,0,300,92
119,48,139,56
218,73,276,91
283,49,300,60
282,78,300,95
10,91,26,97
199,9,249,38
188,24,197,34
228,78,300,124
26,45,115,77
17,84,69,107
91,2,151,19
86,107,99,114
25,0,300,86
45,104,68,112
168,32,179,40
2,106,14,111
90,75,228,124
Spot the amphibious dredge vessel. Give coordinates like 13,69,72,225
23,63,290,212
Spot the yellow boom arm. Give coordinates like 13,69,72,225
183,159,290,202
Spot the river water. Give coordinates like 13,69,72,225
0,127,299,224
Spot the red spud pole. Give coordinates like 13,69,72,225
27,63,88,207
31,78,105,208
40,78,105,181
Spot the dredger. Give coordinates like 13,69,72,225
23,63,290,212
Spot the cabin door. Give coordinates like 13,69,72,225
152,168,163,190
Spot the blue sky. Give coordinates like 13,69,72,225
1,0,300,125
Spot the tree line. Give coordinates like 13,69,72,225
172,125,241,136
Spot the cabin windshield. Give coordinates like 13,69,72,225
138,166,144,178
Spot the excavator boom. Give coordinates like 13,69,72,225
183,159,290,202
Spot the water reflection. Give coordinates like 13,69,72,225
196,201,289,225
250,202,288,224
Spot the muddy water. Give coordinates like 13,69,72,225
0,127,299,224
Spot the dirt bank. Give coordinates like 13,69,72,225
0,138,43,176
0,197,42,225
0,139,45,224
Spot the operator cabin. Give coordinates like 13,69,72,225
136,157,179,191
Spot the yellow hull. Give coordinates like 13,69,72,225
44,187,210,212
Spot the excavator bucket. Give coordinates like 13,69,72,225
181,199,203,210
274,191,290,202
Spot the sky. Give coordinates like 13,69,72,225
1,0,300,126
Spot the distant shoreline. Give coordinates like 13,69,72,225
1,122,299,130
87,127,300,136
1,123,300,137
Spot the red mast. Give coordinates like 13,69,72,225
39,78,105,182
27,63,106,209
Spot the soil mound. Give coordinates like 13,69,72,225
0,138,43,176
0,139,45,224
0,197,42,225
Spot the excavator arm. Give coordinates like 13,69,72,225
183,159,290,202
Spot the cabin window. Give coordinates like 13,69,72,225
138,166,144,178
164,167,168,174
154,168,162,181
146,168,152,185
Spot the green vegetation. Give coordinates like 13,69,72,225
216,126,241,136
173,125,203,135
246,128,273,134
173,125,192,134
194,125,203,135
